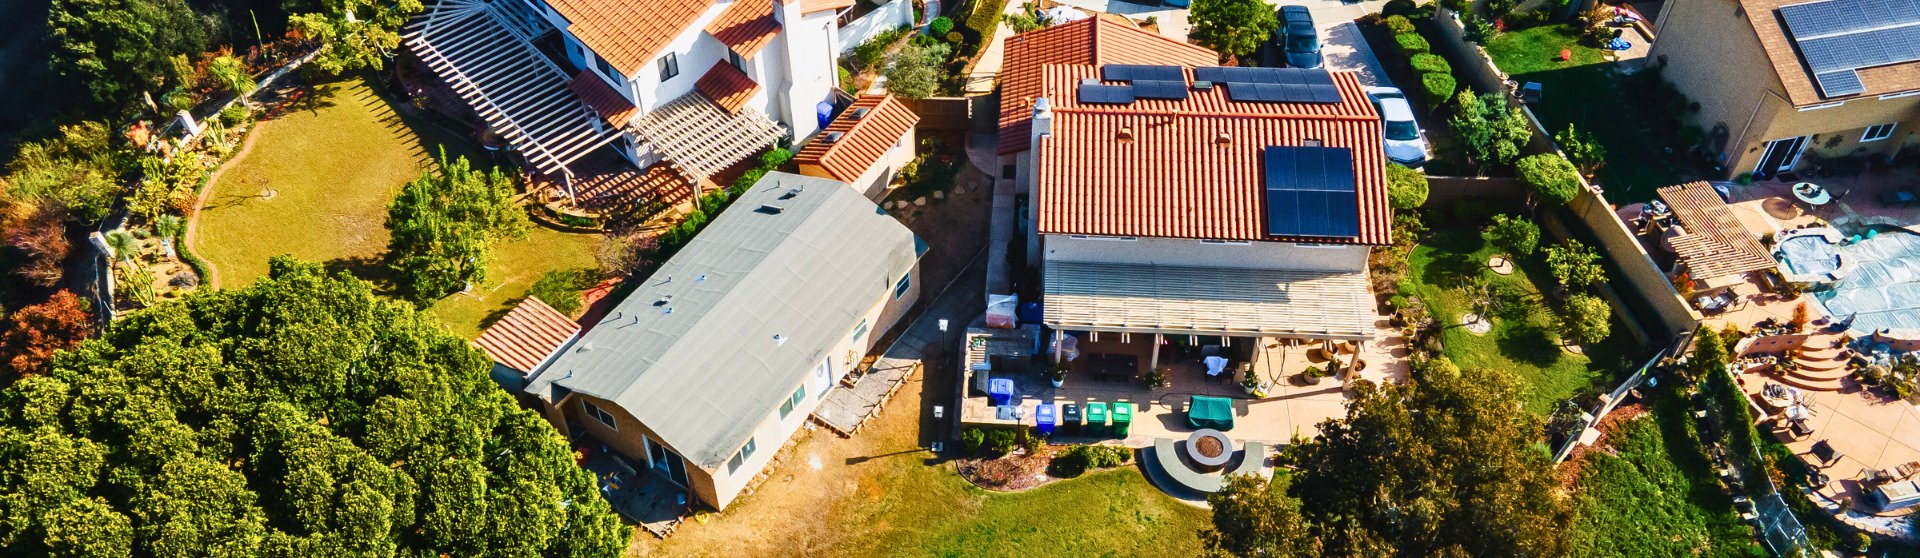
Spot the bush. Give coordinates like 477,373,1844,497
962,427,986,453
529,268,594,315
1384,0,1419,16
928,15,954,37
1421,71,1457,106
1463,14,1497,43
1385,14,1416,34
985,428,1017,456
219,104,251,127
1049,444,1134,477
760,147,794,168
1395,32,1431,56
1410,53,1451,74
1385,163,1429,210
1516,154,1582,206
850,27,908,71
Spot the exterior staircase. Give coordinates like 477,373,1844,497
1775,337,1853,391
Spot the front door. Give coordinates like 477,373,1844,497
645,436,689,486
1755,136,1809,178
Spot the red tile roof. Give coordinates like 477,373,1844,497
997,17,1220,156
547,0,710,77
1033,65,1391,245
708,0,782,59
474,296,581,374
695,62,762,113
568,70,638,127
796,94,920,183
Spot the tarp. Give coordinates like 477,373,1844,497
1187,395,1236,431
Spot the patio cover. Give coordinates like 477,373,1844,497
1042,260,1377,340
1187,395,1235,431
632,90,784,184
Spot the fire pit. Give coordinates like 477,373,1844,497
1187,429,1233,470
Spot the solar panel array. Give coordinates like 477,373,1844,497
1101,64,1187,82
1078,82,1137,104
1131,80,1190,100
1262,146,1360,238
1193,67,1342,103
1779,0,1920,97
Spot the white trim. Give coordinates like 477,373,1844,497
1200,239,1253,246
1797,101,1846,111
1880,90,1920,100
1068,235,1139,241
1862,123,1898,142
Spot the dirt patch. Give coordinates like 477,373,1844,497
956,449,1057,492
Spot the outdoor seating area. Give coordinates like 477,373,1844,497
1145,436,1270,498
578,444,688,537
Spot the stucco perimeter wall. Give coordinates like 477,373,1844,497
837,0,914,54
1564,187,1704,337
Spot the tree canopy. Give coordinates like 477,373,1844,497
1205,359,1573,556
1448,90,1533,170
384,151,529,305
1384,163,1429,210
1560,293,1613,344
47,0,217,107
4,121,131,223
0,290,92,381
0,257,629,557
883,38,950,101
1545,240,1605,291
1189,0,1278,60
1483,213,1540,258
287,0,423,75
1517,153,1582,207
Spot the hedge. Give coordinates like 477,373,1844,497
1395,33,1431,56
1385,15,1416,35
1421,72,1457,106
1410,52,1451,75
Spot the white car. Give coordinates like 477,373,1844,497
1364,86,1431,168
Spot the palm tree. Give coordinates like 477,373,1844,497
208,55,256,97
152,215,184,260
104,230,140,264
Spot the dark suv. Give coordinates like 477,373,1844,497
1274,5,1322,69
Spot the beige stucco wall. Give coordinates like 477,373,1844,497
542,260,921,510
1651,0,1920,176
1043,234,1369,272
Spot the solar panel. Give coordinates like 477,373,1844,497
1132,80,1190,100
1779,0,1920,97
1197,67,1342,103
1077,83,1136,104
1102,64,1186,82
1263,146,1360,238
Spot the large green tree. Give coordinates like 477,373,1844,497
1189,0,1278,61
0,257,629,557
47,0,217,107
384,151,529,305
882,39,950,101
1205,359,1574,556
287,0,422,75
1448,90,1533,170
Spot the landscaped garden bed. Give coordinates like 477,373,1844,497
1562,397,1766,556
955,426,1136,492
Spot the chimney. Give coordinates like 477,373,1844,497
1030,97,1054,146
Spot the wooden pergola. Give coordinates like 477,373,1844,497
631,91,784,206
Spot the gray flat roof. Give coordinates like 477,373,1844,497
528,172,919,469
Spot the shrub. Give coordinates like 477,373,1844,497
851,27,908,70
1384,0,1419,16
1395,32,1431,56
1421,71,1457,106
961,427,986,453
1049,444,1134,477
1385,14,1416,34
219,104,251,127
529,268,594,315
760,147,794,168
1463,13,1497,43
928,16,954,37
1410,53,1451,74
1385,163,1429,210
985,428,1017,456
1018,427,1044,455
1516,154,1582,206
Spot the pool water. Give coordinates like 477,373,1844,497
1780,235,1841,277
1810,229,1920,334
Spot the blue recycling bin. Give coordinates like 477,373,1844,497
988,378,1015,406
1035,403,1057,436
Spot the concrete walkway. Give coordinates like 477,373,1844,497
815,251,988,434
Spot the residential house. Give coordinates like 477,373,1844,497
521,171,923,510
975,18,1390,410
406,0,862,196
795,93,921,199
1649,0,1920,178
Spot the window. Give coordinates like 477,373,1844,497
893,274,911,298
658,52,679,81
1863,123,1898,142
851,319,869,342
779,385,806,418
594,55,619,84
728,437,757,474
581,400,617,430
729,49,745,71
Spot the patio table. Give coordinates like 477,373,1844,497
1793,182,1833,206
1187,395,1237,431
1086,402,1109,437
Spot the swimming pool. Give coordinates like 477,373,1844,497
1806,228,1920,335
1780,234,1842,277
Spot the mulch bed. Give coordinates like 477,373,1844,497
1196,436,1224,459
956,448,1058,492
1558,401,1650,488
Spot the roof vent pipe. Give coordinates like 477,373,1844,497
1118,127,1134,141
1215,132,1232,144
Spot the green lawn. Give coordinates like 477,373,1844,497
859,468,1209,557
1403,226,1634,414
1483,25,1701,203
1566,402,1766,557
191,76,599,337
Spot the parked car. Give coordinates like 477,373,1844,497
1364,86,1430,167
1277,6,1322,69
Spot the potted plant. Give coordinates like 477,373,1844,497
1240,368,1265,398
1050,361,1069,388
1303,365,1326,386
1145,367,1169,390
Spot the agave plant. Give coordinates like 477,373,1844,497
152,215,185,260
105,229,140,263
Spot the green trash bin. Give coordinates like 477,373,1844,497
1086,402,1109,437
1111,402,1134,437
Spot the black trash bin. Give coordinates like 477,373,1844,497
1061,403,1081,436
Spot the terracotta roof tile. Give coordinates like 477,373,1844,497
998,17,1219,156
1739,0,1920,104
474,296,582,374
799,0,855,12
708,0,782,59
1033,66,1391,245
695,62,762,113
796,94,920,182
568,70,637,127
1657,181,1778,280
547,0,710,77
